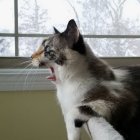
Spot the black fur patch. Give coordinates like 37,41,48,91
55,54,66,66
127,66,140,96
118,66,140,96
53,27,60,34
74,119,84,128
83,85,116,103
72,34,86,55
79,105,99,116
111,66,140,140
88,56,115,81
42,39,48,46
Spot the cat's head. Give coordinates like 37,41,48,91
31,19,86,67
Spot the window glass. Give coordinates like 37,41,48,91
19,37,43,56
0,37,15,56
0,0,140,57
0,0,14,33
86,38,140,57
19,0,140,35
77,0,140,35
18,0,77,34
19,37,140,57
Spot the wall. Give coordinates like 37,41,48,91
0,91,89,140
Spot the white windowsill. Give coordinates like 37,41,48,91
0,69,55,91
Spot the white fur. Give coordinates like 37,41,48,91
101,81,124,98
88,117,124,140
101,69,128,98
32,59,40,67
89,100,114,120
113,69,128,81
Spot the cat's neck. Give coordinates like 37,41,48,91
86,45,115,81
53,45,115,83
54,54,91,83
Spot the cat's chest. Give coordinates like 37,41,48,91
56,78,96,115
56,81,84,114
53,65,95,114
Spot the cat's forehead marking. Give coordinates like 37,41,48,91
53,35,68,47
42,38,50,46
53,36,60,45
42,35,59,46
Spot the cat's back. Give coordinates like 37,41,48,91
114,65,140,140
117,65,140,97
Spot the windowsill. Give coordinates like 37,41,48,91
0,69,55,91
0,57,140,91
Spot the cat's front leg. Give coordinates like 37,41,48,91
87,117,124,140
65,105,98,140
65,105,124,140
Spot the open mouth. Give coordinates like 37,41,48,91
47,67,56,81
39,62,56,81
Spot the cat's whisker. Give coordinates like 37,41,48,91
29,68,38,89
13,63,33,90
16,63,32,75
2,60,32,69
18,60,32,65
23,67,33,90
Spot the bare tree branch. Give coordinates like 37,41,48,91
137,0,140,4
119,0,127,7
66,0,80,27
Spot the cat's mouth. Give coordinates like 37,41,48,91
39,62,56,81
47,67,56,81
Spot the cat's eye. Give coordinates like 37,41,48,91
49,50,56,57
46,46,50,52
45,50,56,60
44,45,50,51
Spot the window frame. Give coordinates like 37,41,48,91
0,0,140,58
1,0,140,91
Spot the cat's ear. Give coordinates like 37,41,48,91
53,27,60,34
64,19,79,43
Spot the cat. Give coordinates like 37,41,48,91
31,19,140,140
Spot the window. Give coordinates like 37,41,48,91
0,0,140,91
0,0,140,57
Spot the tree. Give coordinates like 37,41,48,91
19,0,49,33
79,0,140,57
66,0,80,27
18,0,49,56
0,37,14,56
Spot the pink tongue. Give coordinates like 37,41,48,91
47,75,56,81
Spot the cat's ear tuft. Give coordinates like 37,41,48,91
53,27,60,34
65,19,79,43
